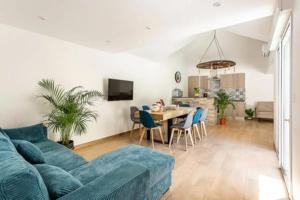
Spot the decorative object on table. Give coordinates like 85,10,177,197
38,79,103,149
214,89,235,125
172,88,183,97
151,104,161,112
196,31,236,78
245,108,255,120
194,87,201,97
175,71,181,83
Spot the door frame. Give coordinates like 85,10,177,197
277,18,293,196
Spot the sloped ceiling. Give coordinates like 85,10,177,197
224,16,273,42
0,0,274,53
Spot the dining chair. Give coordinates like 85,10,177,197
130,106,141,137
142,105,150,111
192,108,204,143
139,110,164,149
169,112,194,151
199,108,208,138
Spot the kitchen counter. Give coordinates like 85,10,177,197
172,97,217,125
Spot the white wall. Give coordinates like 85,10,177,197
181,31,274,108
291,0,300,198
0,24,185,145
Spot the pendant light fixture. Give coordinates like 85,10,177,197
196,31,236,77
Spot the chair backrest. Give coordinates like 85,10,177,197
183,112,194,129
139,111,156,128
193,108,204,124
199,108,208,122
130,106,139,121
142,105,150,111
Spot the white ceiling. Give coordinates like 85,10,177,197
0,0,275,53
224,16,273,42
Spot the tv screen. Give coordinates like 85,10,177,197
108,79,133,101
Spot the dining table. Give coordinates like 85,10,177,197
136,107,195,144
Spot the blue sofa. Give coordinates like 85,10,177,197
0,124,175,200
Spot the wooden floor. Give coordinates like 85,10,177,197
76,120,288,200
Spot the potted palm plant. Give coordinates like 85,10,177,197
38,79,103,149
214,89,235,125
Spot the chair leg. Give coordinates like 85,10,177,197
184,130,188,151
158,127,165,144
195,124,201,141
138,123,141,135
188,128,194,148
192,125,197,144
177,129,182,144
150,129,155,149
202,122,207,136
200,122,204,138
139,128,146,144
130,122,135,137
169,129,175,149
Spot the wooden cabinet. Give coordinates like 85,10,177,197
220,73,245,89
188,76,208,97
225,101,245,120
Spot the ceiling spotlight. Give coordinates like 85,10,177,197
37,16,46,21
213,2,221,7
145,26,151,30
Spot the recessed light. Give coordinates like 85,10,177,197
37,16,46,21
213,2,221,7
145,26,151,30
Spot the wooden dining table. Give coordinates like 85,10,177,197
136,107,195,144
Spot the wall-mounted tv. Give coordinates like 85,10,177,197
108,78,133,101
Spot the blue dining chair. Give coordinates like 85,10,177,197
142,105,150,111
192,108,204,143
199,108,208,138
169,112,194,151
139,110,164,148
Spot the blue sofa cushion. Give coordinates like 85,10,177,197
37,141,87,172
2,123,47,142
12,139,45,164
35,164,83,199
0,133,49,200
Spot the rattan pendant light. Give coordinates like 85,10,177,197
196,31,236,76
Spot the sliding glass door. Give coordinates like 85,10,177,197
278,20,292,194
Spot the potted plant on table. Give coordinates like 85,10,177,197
194,87,201,97
38,79,103,149
214,89,235,125
245,108,255,120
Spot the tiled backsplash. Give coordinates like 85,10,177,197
201,88,245,101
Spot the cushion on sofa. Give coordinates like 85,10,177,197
12,139,45,164
42,143,87,172
35,164,83,199
0,133,49,200
2,123,48,142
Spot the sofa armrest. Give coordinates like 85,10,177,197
58,162,150,200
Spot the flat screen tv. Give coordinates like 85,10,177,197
108,79,133,101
